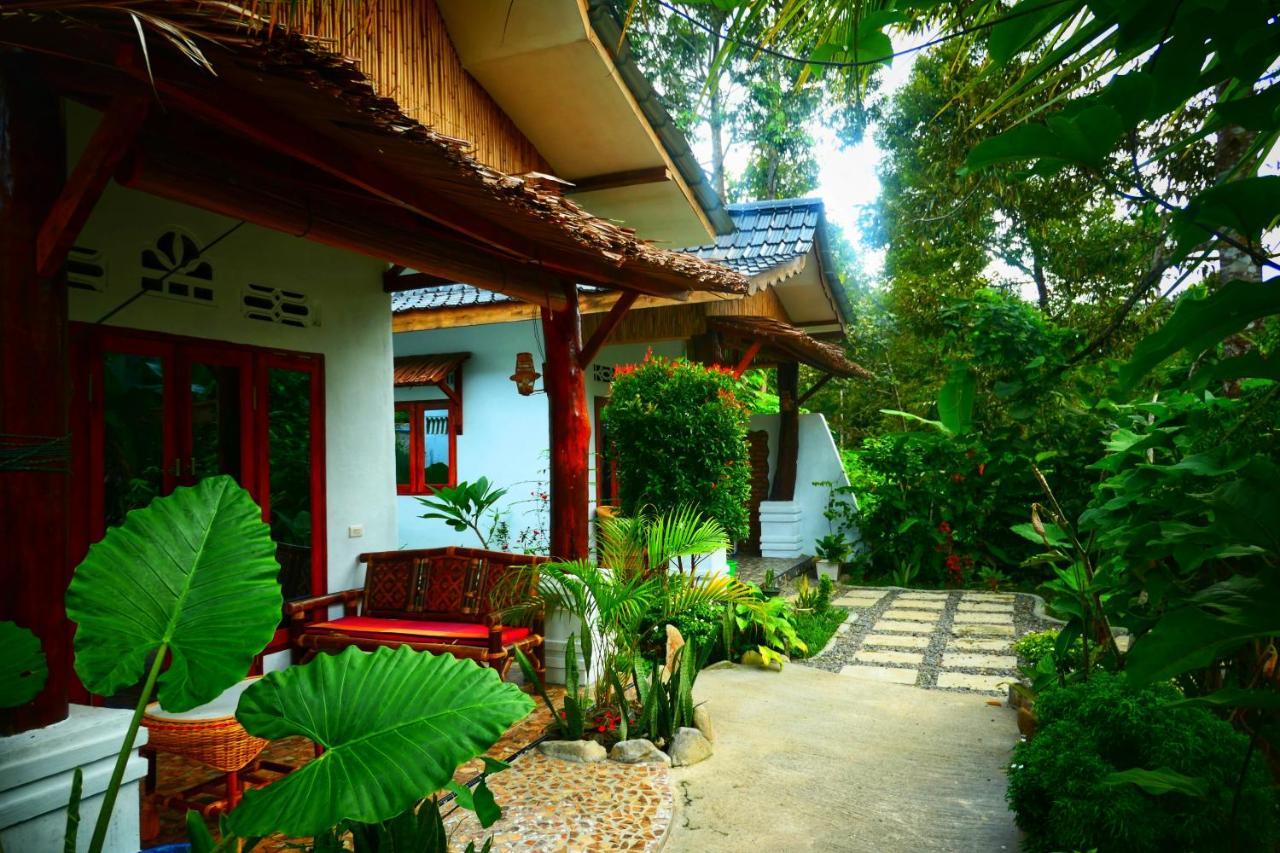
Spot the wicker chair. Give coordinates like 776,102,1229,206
284,547,546,680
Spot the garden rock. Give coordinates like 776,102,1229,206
670,727,713,767
538,739,606,764
609,738,671,765
693,704,716,743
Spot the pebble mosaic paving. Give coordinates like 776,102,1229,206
800,586,1046,696
146,684,674,852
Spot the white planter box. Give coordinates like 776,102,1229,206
816,559,840,581
670,548,729,579
0,705,148,853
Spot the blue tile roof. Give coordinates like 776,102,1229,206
391,197,827,314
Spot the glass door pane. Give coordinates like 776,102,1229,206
188,361,244,484
102,351,168,529
267,367,314,601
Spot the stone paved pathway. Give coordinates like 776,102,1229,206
799,586,1034,695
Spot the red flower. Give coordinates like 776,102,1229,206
937,521,952,535
951,473,966,483
977,463,986,476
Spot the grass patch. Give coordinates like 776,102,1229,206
791,606,849,659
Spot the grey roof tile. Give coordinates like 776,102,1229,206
391,197,827,313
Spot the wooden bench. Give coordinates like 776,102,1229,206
284,547,546,680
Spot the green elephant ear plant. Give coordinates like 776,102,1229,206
68,475,283,853
1,474,534,853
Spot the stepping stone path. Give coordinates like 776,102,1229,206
802,587,1034,695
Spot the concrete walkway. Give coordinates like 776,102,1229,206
667,664,1021,852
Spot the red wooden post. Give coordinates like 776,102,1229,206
541,283,591,561
0,55,71,733
769,361,800,502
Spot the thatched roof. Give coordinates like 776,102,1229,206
707,316,871,379
3,1,746,302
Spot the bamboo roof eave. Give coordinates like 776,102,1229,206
2,2,746,302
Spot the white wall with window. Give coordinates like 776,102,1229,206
392,318,684,552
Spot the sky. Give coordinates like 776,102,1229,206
703,31,932,285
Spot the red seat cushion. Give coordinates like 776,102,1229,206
303,616,531,647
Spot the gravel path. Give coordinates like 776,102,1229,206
796,586,1047,695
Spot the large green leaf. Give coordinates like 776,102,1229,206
937,364,976,436
1105,767,1208,797
1118,280,1280,390
1172,176,1280,256
0,621,48,708
1125,574,1280,684
227,646,533,838
65,476,282,712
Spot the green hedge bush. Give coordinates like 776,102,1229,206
1008,673,1277,852
603,355,751,542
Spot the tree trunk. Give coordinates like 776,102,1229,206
769,362,800,501
0,53,71,733
541,284,591,561
708,13,727,203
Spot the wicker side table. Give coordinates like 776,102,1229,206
140,677,285,833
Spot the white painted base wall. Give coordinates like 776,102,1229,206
751,412,862,558
759,500,804,558
0,706,148,853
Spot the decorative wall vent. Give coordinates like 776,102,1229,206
141,229,214,304
242,283,317,328
592,364,615,384
67,246,106,292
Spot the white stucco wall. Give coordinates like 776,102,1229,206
392,320,684,550
67,103,397,596
750,412,861,553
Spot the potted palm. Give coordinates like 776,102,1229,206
814,534,850,582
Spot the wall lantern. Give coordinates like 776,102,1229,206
510,352,541,396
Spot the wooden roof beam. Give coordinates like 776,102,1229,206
566,167,670,195
733,340,763,379
36,94,147,277
579,290,638,368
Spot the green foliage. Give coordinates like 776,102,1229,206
603,356,752,541
813,534,851,564
731,594,807,664
1008,674,1278,852
415,477,508,550
790,606,847,660
228,645,532,838
67,475,282,712
1010,630,1061,670
633,639,705,746
0,621,48,709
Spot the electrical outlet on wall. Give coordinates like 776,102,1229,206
348,524,364,538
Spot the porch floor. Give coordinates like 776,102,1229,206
732,551,814,586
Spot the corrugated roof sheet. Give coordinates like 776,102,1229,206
391,198,826,314
394,352,470,386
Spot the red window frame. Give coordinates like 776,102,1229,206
69,324,328,682
396,399,458,495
